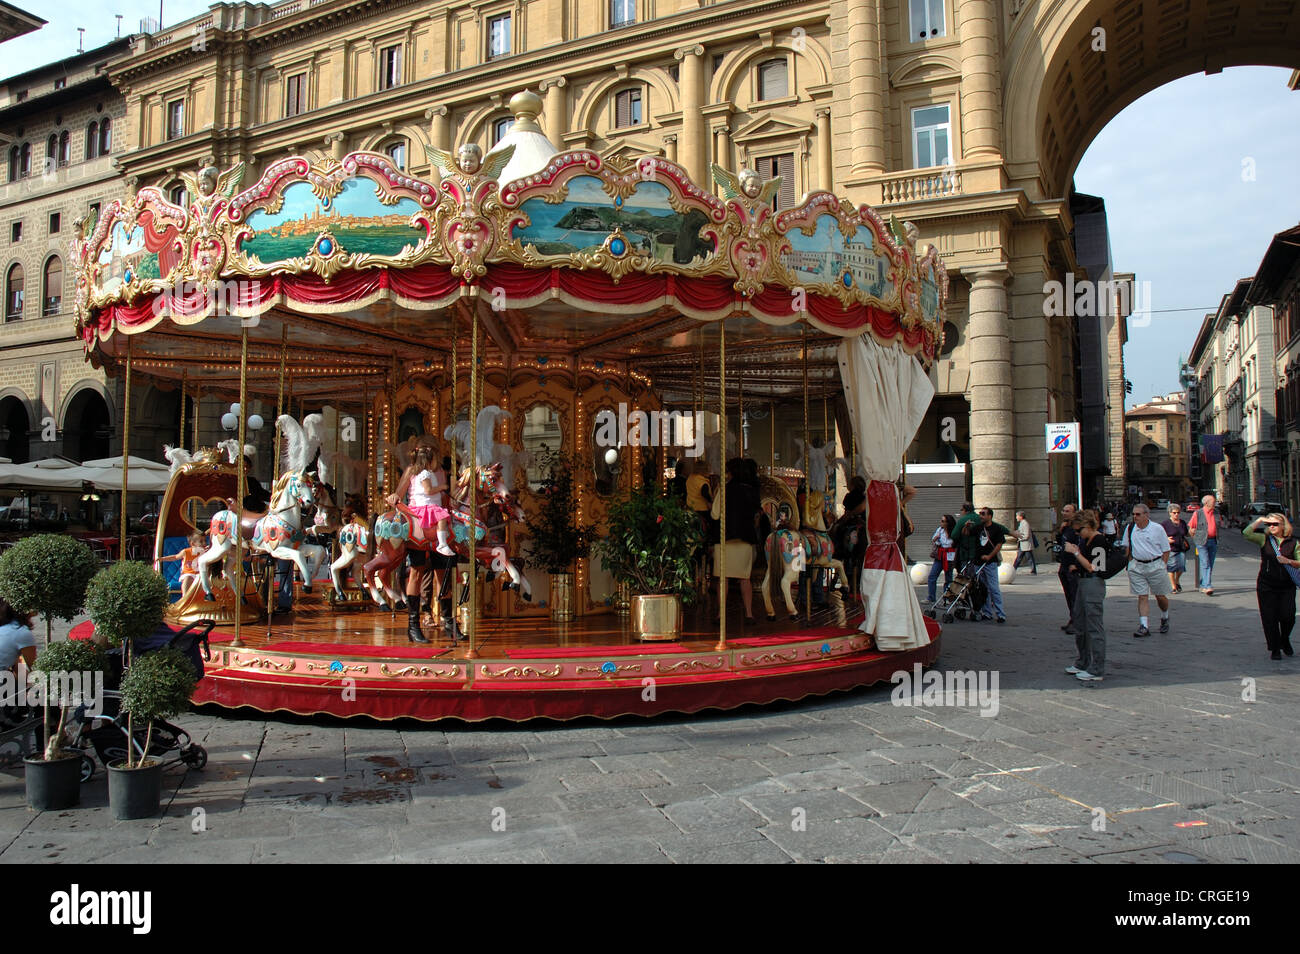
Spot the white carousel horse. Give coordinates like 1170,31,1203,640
249,468,327,592
330,500,371,599
163,444,192,476
759,477,848,620
196,503,241,600
793,438,848,496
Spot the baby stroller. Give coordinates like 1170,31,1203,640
925,560,987,624
66,620,214,781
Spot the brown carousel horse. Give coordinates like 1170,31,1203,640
362,462,533,610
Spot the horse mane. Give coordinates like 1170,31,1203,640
476,406,512,467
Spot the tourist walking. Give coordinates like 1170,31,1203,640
1122,504,1172,637
1013,509,1037,573
1162,503,1189,592
1243,513,1299,660
926,514,957,603
1056,502,1081,634
953,501,980,571
1187,494,1220,594
975,507,1007,623
1063,509,1106,682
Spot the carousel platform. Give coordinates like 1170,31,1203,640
71,598,940,723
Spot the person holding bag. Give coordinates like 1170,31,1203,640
1162,504,1190,593
925,514,956,604
1243,512,1299,660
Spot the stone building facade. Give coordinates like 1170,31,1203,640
1124,392,1191,505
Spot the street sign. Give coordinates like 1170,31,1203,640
1046,422,1079,454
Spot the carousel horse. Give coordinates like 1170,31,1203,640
758,477,848,620
329,492,370,599
247,468,328,592
445,462,533,600
196,501,242,600
362,508,409,609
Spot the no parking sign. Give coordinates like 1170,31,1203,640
1046,422,1083,510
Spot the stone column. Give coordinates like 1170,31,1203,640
663,134,677,163
956,0,1001,157
846,0,885,174
540,77,567,144
426,105,450,152
815,108,833,190
325,132,345,160
715,126,732,171
676,44,707,182
968,268,1015,515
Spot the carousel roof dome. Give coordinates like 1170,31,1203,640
488,89,558,185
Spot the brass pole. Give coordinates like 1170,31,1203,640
769,398,775,475
179,369,187,449
232,325,249,648
716,319,727,652
269,325,287,639
802,324,810,621
363,378,372,508
467,302,480,659
450,323,458,490
119,336,132,560
823,394,830,499
737,358,744,457
190,381,198,449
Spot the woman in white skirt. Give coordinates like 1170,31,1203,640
712,457,760,622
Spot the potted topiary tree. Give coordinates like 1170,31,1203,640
594,488,702,640
24,638,107,811
0,534,100,648
523,453,594,622
110,648,198,819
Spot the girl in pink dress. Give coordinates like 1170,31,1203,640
388,445,455,556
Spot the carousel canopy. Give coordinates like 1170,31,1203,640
70,94,947,407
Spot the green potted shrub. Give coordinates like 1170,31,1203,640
594,488,702,640
110,648,198,820
0,534,100,647
24,638,107,811
523,453,594,622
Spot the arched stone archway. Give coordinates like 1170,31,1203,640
62,388,112,462
0,395,30,463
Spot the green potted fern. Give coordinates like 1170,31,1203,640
594,488,702,640
524,454,594,622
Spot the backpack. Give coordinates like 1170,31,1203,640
1088,540,1129,580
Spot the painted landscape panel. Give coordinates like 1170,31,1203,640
240,178,424,263
782,214,893,301
96,222,160,293
513,177,714,264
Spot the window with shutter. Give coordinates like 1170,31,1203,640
43,256,61,316
99,118,111,155
755,154,796,210
757,59,788,101
615,88,641,128
380,46,402,90
286,73,306,117
58,131,70,165
6,263,23,322
488,15,512,59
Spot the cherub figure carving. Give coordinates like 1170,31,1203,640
181,162,245,283
425,143,516,183
712,164,781,209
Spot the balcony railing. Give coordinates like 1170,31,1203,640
879,167,963,204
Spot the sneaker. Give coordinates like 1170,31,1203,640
1065,665,1083,674
1133,625,1151,638
1076,670,1103,682
996,616,1006,624
1158,618,1169,634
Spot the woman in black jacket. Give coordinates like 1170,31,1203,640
1243,512,1299,660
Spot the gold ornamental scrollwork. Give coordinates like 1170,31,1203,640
305,661,369,674
379,663,460,679
740,650,800,666
233,656,296,672
574,663,643,676
478,664,563,679
654,657,726,674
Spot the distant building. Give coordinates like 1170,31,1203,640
1125,392,1191,504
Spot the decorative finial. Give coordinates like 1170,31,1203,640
509,89,545,134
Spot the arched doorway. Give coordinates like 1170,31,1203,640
63,388,111,462
0,396,29,463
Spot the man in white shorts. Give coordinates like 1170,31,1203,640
1123,504,1172,637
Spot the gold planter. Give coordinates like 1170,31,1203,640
631,594,681,641
615,580,631,617
550,572,575,623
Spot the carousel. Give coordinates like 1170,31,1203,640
68,91,948,723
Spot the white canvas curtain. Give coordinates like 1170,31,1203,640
837,334,935,650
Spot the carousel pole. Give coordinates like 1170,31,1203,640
715,319,727,653
363,378,372,508
231,325,249,649
119,336,132,560
466,300,480,659
450,324,458,490
769,397,775,475
268,325,287,639
802,324,811,622
737,357,744,457
823,393,830,501
179,368,187,526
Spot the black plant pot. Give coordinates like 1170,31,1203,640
24,754,82,811
107,760,163,820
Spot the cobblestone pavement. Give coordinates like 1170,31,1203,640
2,530,1297,863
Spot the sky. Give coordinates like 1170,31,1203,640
1074,67,1300,409
7,9,1298,413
